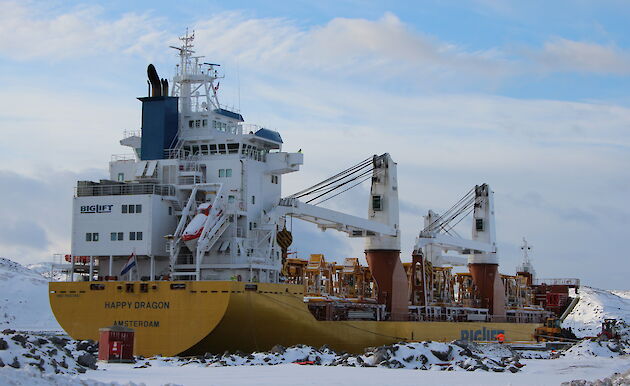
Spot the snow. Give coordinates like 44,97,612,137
563,286,630,340
0,258,629,385
0,258,61,331
141,341,522,372
561,339,630,358
82,357,630,386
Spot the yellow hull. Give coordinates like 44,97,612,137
49,281,540,357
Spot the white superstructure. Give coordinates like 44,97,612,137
70,32,398,284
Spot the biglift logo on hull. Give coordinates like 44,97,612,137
80,204,114,214
460,327,505,342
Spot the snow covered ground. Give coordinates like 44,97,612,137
0,258,61,331
81,357,630,386
563,286,630,340
0,258,629,385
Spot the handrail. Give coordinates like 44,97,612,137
75,183,175,197
533,278,580,286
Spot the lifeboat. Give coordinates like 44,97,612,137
182,203,224,250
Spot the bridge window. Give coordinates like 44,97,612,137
476,219,484,231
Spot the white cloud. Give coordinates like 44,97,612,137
533,38,630,75
0,1,167,60
191,12,510,86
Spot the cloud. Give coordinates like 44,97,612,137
0,220,49,250
533,38,630,75
0,169,106,265
0,1,167,60
191,11,510,87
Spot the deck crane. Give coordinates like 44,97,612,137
413,184,506,320
269,153,408,320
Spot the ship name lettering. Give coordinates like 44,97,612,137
104,301,170,309
114,320,160,328
134,301,170,309
104,301,133,309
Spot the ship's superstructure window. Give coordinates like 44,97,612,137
117,173,124,182
129,232,143,241
218,168,232,178
476,219,484,231
271,175,279,184
251,195,255,205
122,204,142,214
85,233,99,242
227,143,239,154
111,232,124,241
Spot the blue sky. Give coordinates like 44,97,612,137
0,0,629,288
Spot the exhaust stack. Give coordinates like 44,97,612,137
364,154,407,321
147,64,162,97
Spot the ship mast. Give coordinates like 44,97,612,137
517,237,535,277
170,29,223,127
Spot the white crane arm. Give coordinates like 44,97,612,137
272,198,397,237
415,233,495,254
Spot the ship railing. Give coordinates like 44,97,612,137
110,154,136,162
76,183,176,197
533,278,580,287
122,129,141,139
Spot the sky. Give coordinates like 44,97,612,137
0,0,628,289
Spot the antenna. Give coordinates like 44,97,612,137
237,60,241,112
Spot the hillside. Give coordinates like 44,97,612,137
563,286,630,339
0,258,61,331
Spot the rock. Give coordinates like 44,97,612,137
2,329,16,334
431,346,453,362
76,340,97,353
270,344,286,354
11,334,28,347
0,338,7,350
8,357,20,369
0,358,4,367
50,336,69,347
77,353,98,370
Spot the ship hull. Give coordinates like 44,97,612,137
50,281,540,357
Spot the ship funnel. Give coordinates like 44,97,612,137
147,64,162,97
161,78,169,97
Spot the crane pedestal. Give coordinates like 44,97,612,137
365,249,408,321
469,263,506,321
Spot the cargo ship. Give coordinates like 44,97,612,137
49,31,579,357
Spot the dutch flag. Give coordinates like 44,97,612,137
120,253,137,276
